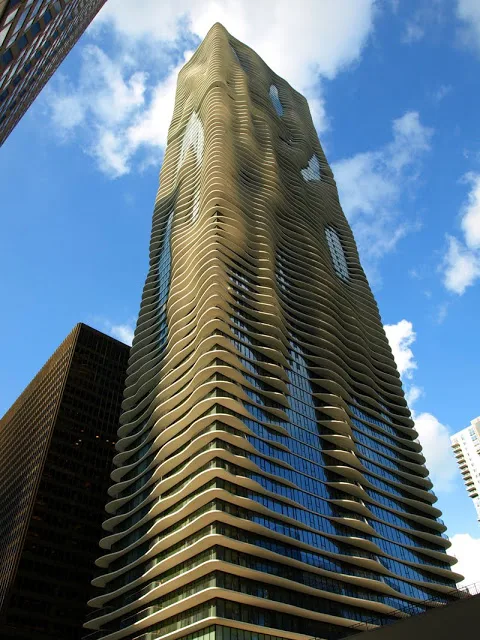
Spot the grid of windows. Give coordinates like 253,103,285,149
100,569,401,635
0,324,129,639
0,0,106,145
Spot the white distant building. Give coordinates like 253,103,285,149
451,416,480,523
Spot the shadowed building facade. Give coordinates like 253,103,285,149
0,0,106,146
0,323,129,639
85,24,461,640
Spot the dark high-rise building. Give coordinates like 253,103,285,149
85,24,462,640
0,0,106,145
0,323,129,640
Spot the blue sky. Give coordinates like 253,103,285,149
1,0,480,584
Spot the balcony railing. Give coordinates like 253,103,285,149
85,580,162,625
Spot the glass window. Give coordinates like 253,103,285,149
269,84,283,116
325,226,349,281
17,34,28,50
178,111,204,222
12,6,30,35
2,49,13,65
5,8,20,25
301,154,321,182
0,25,11,48
178,111,204,169
30,0,45,21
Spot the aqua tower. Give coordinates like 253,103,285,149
84,23,461,640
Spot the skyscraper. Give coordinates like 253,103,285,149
0,323,129,640
85,24,461,640
0,0,106,146
451,417,480,524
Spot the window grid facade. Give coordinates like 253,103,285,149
0,323,129,639
85,24,461,640
0,0,106,145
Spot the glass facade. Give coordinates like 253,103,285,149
85,23,461,640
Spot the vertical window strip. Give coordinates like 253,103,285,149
325,227,349,281
269,84,283,116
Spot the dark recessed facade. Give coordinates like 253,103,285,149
85,24,462,640
0,0,106,146
0,323,129,640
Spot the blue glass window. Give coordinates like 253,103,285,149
17,34,28,50
2,49,13,64
325,226,349,281
301,154,321,182
269,84,283,116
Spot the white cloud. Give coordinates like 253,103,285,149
333,112,433,275
460,172,480,249
384,319,457,492
45,0,379,176
405,385,423,406
443,236,480,295
413,412,458,492
94,129,130,176
126,62,184,152
47,45,147,129
442,173,480,294
383,319,417,379
449,533,480,586
110,323,135,346
49,93,86,132
44,41,180,178
91,317,135,345
96,0,376,85
456,0,480,54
